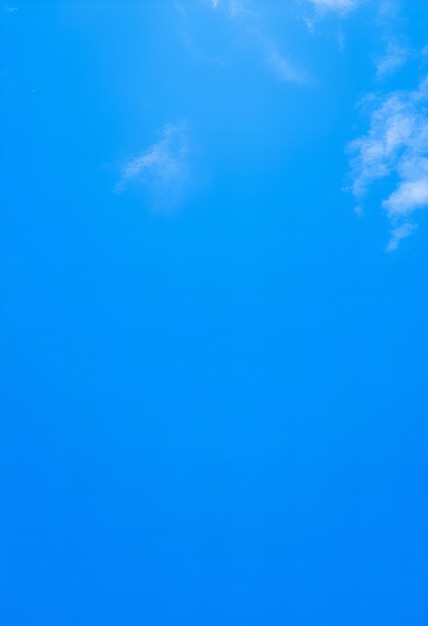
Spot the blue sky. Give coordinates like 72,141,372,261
1,1,428,625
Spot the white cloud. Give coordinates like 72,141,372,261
267,47,305,83
375,39,410,78
207,0,304,83
303,0,364,34
348,76,428,249
210,0,251,17
386,223,418,252
308,0,362,15
116,123,190,210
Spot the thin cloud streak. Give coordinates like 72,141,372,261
116,122,190,210
307,0,363,16
302,0,365,36
386,223,418,252
375,39,410,78
208,0,305,84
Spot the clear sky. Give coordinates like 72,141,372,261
1,1,428,625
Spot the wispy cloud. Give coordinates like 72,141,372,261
4,6,18,12
207,0,305,83
347,76,428,250
375,38,410,78
267,46,305,83
175,3,224,64
386,223,418,252
210,0,252,18
302,0,364,35
116,123,191,210
307,0,363,16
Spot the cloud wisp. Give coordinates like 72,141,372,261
307,0,363,17
347,76,428,250
375,38,410,78
209,0,252,18
302,0,364,36
208,0,305,84
116,123,191,211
